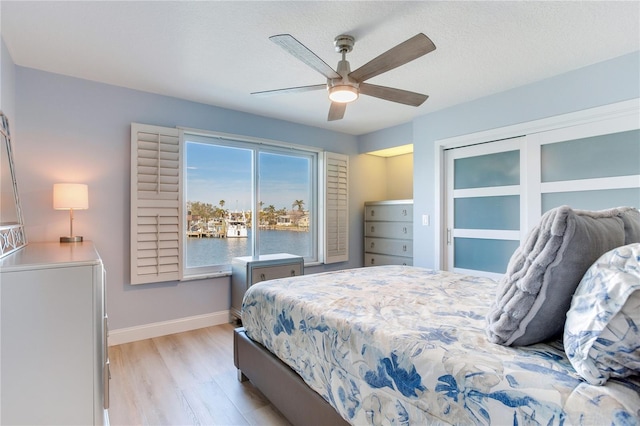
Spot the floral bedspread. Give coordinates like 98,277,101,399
241,265,640,425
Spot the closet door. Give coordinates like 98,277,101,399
439,100,639,277
532,123,640,213
444,137,525,279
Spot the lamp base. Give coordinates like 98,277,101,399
60,236,83,243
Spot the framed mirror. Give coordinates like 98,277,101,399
1,111,27,258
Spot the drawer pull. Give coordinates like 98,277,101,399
290,269,296,276
370,242,375,249
402,209,407,216
403,244,407,252
402,227,407,234
370,209,375,217
260,273,266,281
370,258,375,265
370,225,375,233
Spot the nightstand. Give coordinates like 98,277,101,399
230,253,304,321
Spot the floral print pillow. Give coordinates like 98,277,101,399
564,243,640,385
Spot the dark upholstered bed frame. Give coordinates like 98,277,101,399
233,327,349,426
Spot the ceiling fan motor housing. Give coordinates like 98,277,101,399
334,35,354,53
329,35,359,99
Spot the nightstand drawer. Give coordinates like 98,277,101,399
250,263,302,285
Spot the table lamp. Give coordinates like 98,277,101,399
53,183,88,242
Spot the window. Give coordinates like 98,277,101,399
130,123,348,284
184,134,317,276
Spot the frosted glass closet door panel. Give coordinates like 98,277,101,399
543,188,640,212
454,238,521,274
454,196,520,230
445,137,524,279
541,129,640,182
454,150,520,189
538,127,640,214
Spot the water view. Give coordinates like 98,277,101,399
186,229,310,267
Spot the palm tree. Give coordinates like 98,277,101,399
292,199,305,211
219,200,225,209
265,204,277,225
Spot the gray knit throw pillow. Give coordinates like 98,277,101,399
485,206,627,346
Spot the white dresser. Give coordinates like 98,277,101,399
0,242,109,425
231,253,304,321
364,200,413,266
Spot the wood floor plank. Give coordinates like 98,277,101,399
243,404,293,426
181,380,250,425
213,368,273,415
116,338,199,425
107,345,147,426
108,324,290,426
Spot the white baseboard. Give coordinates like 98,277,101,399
108,310,231,346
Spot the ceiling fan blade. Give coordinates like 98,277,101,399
270,34,341,80
359,83,428,106
328,102,346,121
349,33,436,83
251,84,326,97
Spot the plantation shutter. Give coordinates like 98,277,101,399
324,152,349,264
130,123,182,284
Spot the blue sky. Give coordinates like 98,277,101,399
186,142,311,211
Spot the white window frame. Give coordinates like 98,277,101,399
182,132,320,278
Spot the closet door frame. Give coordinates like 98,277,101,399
434,98,639,272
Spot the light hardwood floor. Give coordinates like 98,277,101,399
108,323,291,426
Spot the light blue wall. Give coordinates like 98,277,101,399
6,36,639,330
357,122,412,153
1,38,15,119
11,66,381,330
409,52,638,268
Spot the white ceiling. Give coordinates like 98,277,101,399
2,1,639,136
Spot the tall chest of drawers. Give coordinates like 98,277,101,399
364,200,413,266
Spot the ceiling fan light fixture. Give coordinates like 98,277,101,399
328,85,358,103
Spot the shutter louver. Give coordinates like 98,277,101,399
324,152,349,264
131,124,182,284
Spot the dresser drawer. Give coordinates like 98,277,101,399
365,237,413,257
365,203,412,222
364,253,413,267
250,263,302,285
365,222,412,239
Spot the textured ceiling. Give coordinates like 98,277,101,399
2,1,639,135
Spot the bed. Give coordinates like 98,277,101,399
234,207,640,425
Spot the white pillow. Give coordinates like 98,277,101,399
564,243,640,385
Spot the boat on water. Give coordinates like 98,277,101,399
187,211,249,238
225,211,248,238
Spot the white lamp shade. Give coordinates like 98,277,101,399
53,183,89,210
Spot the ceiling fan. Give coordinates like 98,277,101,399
251,33,436,121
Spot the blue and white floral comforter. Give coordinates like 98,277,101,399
242,266,640,425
